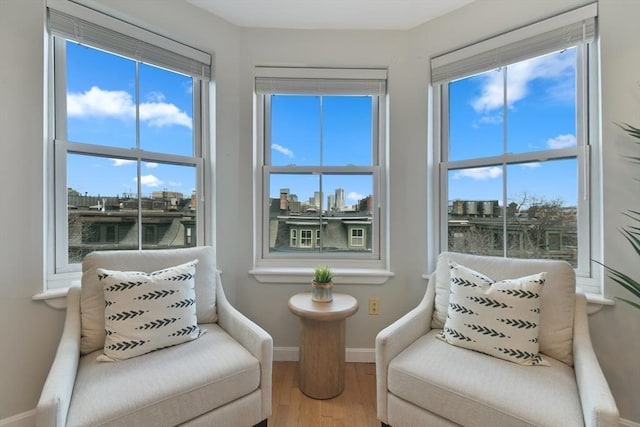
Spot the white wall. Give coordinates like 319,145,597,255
0,0,638,423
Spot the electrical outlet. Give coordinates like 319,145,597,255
368,297,380,315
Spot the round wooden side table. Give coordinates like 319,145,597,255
288,292,359,399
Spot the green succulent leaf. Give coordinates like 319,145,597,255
313,266,333,283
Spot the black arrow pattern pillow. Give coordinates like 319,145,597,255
437,259,549,366
97,260,203,362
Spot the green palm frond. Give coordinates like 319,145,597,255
618,122,640,141
620,211,640,257
603,123,640,310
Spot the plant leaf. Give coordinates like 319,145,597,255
616,297,640,310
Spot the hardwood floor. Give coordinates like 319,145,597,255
269,362,378,427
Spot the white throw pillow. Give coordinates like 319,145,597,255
438,260,549,366
97,260,203,362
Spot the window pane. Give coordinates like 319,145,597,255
449,69,505,161
323,96,372,166
268,173,373,253
67,153,197,262
139,63,194,156
67,153,139,263
65,41,136,148
505,159,577,266
447,167,503,256
322,174,373,214
270,95,320,166
140,162,197,249
507,49,577,154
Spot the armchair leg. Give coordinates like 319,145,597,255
253,420,267,427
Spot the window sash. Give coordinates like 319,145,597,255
50,31,207,275
254,70,387,267
433,20,600,291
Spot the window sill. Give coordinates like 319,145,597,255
249,267,394,285
583,292,615,315
32,272,81,309
32,287,72,309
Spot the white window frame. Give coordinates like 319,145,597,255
300,229,313,248
350,228,365,248
251,67,393,284
42,0,213,293
429,3,603,295
290,229,298,247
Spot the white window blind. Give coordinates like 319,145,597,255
255,67,387,95
431,3,597,84
47,2,211,80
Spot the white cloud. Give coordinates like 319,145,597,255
140,101,192,128
112,159,135,167
146,91,166,103
145,162,159,169
519,162,541,169
347,191,365,202
453,166,502,180
68,86,132,120
272,143,294,158
547,134,576,149
136,174,164,187
470,51,575,115
67,86,192,129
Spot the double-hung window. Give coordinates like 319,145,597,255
431,4,601,293
46,2,211,288
253,67,389,283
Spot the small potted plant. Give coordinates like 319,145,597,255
312,266,334,302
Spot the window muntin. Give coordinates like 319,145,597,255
53,37,205,274
439,44,594,275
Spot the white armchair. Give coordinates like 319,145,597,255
376,252,618,427
36,246,272,427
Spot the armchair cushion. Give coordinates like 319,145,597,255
81,247,218,354
438,260,548,366
431,252,575,365
388,330,584,427
98,260,204,362
66,323,260,427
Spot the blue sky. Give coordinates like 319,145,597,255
268,95,373,207
447,48,578,208
65,41,195,199
66,41,578,209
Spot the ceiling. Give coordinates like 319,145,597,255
185,0,475,31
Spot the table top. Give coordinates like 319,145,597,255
288,293,359,321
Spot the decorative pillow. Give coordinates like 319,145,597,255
437,260,549,366
97,260,203,362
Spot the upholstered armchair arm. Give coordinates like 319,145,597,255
215,273,273,421
36,287,82,427
375,276,436,423
573,293,619,427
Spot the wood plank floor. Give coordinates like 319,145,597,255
269,362,379,427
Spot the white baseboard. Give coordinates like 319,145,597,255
621,418,640,427
274,346,375,363
0,410,34,427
